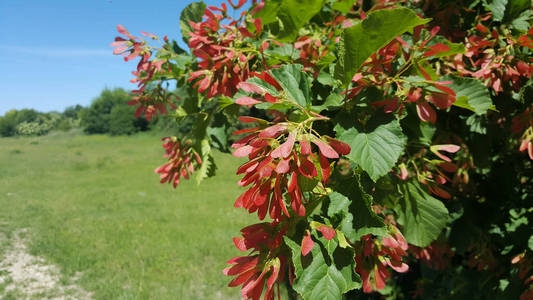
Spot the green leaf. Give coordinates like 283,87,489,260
339,119,406,181
529,235,533,250
196,139,216,185
264,44,300,62
269,64,312,107
312,93,343,112
442,75,493,115
466,114,487,134
395,181,448,247
400,107,436,145
504,0,532,22
334,8,429,86
284,236,360,300
179,2,206,45
331,0,356,13
317,71,336,86
328,183,387,242
274,0,326,42
486,0,508,21
253,0,283,24
328,172,388,241
511,10,533,31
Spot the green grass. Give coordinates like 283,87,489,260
0,131,257,299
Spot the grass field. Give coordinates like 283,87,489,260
0,131,259,299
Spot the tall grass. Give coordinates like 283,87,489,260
0,132,257,299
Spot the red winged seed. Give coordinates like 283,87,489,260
228,268,257,287
416,101,437,124
312,138,339,158
319,153,331,183
301,233,315,256
299,139,312,155
435,144,461,153
317,225,336,240
226,255,257,265
327,138,351,155
233,237,248,251
237,82,265,94
265,265,279,298
429,92,455,109
271,132,295,158
248,138,269,148
298,156,318,178
257,195,269,220
233,145,254,157
291,189,306,216
236,158,260,174
264,93,278,103
288,171,298,193
233,127,259,135
238,116,263,123
236,96,262,105
423,43,451,57
258,124,286,138
275,158,291,174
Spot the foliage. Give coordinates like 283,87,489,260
80,88,149,135
0,109,68,137
112,0,533,299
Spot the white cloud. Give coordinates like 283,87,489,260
0,45,111,57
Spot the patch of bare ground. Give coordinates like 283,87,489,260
0,229,92,300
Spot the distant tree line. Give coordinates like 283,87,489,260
0,88,184,137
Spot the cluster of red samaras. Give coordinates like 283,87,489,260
512,105,533,160
396,144,463,199
347,25,458,125
111,25,176,121
154,138,202,188
187,0,261,98
450,19,533,94
224,222,287,300
512,253,533,300
355,227,409,293
232,116,350,220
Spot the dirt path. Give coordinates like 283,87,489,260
0,229,92,300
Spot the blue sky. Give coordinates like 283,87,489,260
0,0,222,116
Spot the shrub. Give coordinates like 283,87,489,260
80,88,147,134
112,1,533,299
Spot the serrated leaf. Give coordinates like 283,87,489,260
504,0,532,22
339,119,406,181
253,0,283,24
264,44,300,61
486,0,508,21
274,0,326,42
284,236,360,300
328,173,388,241
442,75,493,115
334,8,429,86
269,64,312,107
395,181,448,247
196,140,216,184
312,93,343,113
511,10,533,31
180,2,206,45
466,114,487,134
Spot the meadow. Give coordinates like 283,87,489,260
0,131,259,299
